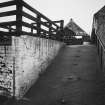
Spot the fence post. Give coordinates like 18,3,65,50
8,25,12,32
49,23,52,36
60,20,64,30
16,0,23,36
37,15,41,35
37,15,41,58
49,23,52,49
57,20,64,41
31,23,34,34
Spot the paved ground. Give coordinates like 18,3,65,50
5,44,105,105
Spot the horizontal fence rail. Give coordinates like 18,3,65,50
0,0,64,41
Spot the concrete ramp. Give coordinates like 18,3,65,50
9,44,105,105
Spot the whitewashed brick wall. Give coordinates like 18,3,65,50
0,35,64,99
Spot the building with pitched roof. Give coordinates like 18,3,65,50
62,19,90,45
65,18,87,36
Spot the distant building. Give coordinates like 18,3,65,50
91,5,105,44
63,19,90,45
63,27,77,44
65,18,87,36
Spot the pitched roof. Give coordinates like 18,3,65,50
95,5,105,17
63,27,76,36
65,18,87,36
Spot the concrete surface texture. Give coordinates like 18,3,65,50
0,35,63,99
12,36,63,99
8,44,105,105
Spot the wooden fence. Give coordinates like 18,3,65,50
0,0,64,40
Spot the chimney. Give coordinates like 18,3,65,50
70,18,73,22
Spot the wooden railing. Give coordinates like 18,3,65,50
0,0,64,41
0,0,64,99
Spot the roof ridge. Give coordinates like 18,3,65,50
66,18,87,35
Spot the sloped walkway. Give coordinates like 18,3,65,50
8,44,105,105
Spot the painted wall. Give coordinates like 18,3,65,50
0,35,64,99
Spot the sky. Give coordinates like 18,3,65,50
25,0,105,35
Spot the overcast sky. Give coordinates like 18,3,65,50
25,0,105,34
